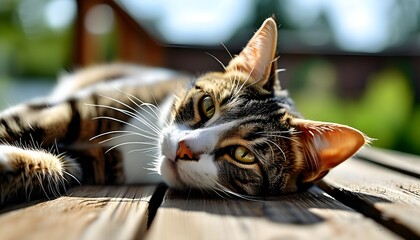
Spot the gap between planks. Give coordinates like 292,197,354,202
144,187,400,240
319,156,420,240
357,147,420,179
0,184,400,240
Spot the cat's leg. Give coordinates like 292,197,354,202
0,145,81,205
0,100,87,204
0,97,126,184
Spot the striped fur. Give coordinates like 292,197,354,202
0,65,191,204
0,18,367,205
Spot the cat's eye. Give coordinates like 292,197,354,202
199,95,215,119
233,146,255,164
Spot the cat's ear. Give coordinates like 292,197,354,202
226,18,278,91
292,119,368,183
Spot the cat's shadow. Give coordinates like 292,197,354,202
0,199,46,214
1,184,390,227
158,185,390,225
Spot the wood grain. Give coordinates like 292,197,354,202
320,157,420,239
1,149,418,240
357,147,420,178
145,187,400,240
0,185,155,240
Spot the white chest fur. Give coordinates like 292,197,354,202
109,96,174,184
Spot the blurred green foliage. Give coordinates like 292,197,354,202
0,0,73,78
290,60,419,155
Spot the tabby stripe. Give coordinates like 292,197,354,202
231,179,250,195
220,95,232,106
20,126,45,145
104,150,116,183
104,148,123,184
175,98,195,124
63,99,81,144
258,161,270,196
27,103,49,110
92,94,103,135
67,149,94,184
0,119,18,141
11,115,21,124
241,112,285,125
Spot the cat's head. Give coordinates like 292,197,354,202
158,18,367,196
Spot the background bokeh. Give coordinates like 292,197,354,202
0,0,419,155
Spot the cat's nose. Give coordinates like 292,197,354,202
176,140,194,161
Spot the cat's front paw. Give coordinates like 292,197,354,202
0,145,81,205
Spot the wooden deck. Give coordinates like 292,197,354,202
0,148,419,240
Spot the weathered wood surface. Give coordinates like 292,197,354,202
145,187,399,240
0,148,419,240
0,186,155,240
357,147,420,178
320,156,420,240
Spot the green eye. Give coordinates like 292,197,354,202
234,146,255,164
200,95,215,119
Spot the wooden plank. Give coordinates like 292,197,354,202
319,157,420,239
0,185,155,240
357,147,420,178
145,187,400,240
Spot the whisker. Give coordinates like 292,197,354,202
97,93,143,117
97,133,155,145
111,84,170,128
90,130,158,142
256,130,301,144
35,173,50,200
94,131,159,145
236,65,256,94
104,141,157,154
265,139,287,162
208,178,264,202
93,115,160,136
210,188,227,199
205,52,227,70
87,103,162,135
94,93,163,133
258,133,301,144
63,170,81,185
128,147,159,155
220,42,233,60
129,98,160,120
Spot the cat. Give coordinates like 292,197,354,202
0,18,368,205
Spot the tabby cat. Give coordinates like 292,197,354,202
0,18,367,204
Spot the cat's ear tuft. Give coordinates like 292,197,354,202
292,119,368,183
227,18,278,91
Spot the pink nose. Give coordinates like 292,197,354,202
176,140,193,160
